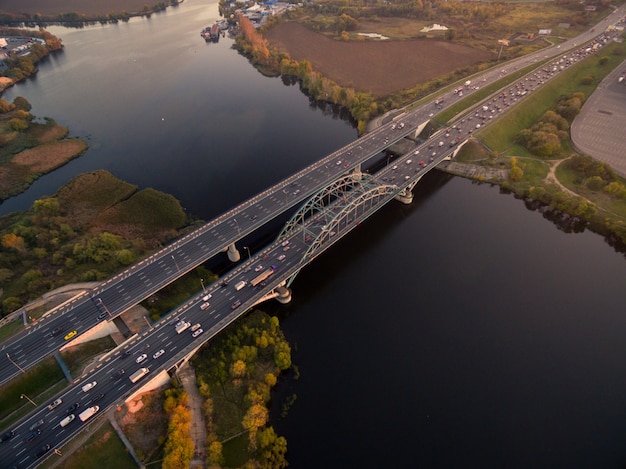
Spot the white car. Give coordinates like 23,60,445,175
48,398,63,411
153,349,165,360
81,381,97,392
278,254,286,261
254,265,263,272
192,328,204,338
200,302,210,310
202,294,212,302
136,354,147,364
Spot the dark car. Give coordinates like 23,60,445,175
119,350,131,360
24,429,41,443
1,430,15,442
65,403,79,415
36,444,51,458
111,369,125,380
97,312,108,320
51,326,64,337
87,393,105,406
29,419,44,431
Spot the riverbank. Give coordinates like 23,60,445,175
0,0,182,19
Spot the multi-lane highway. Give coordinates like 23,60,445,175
2,7,625,466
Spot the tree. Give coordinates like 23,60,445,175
509,165,523,181
273,341,292,370
2,233,26,253
231,359,246,378
585,176,606,191
242,403,268,448
12,96,31,112
208,440,224,466
8,118,29,132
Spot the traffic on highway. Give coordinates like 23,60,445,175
1,6,625,466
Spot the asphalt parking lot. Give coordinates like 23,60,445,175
571,57,626,177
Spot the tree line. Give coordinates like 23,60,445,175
193,310,291,468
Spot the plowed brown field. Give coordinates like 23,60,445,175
265,22,493,96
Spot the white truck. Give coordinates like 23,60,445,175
81,381,97,392
174,320,191,334
234,280,247,291
78,406,99,422
129,367,150,383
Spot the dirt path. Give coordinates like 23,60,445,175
178,362,207,468
544,157,578,197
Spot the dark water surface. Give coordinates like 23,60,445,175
2,1,626,467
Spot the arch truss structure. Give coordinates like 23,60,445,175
277,173,399,286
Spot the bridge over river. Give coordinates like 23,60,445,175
2,8,626,465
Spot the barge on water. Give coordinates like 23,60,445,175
200,23,220,41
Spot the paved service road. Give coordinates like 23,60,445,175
571,57,626,177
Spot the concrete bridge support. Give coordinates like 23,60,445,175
226,243,240,262
394,177,421,204
408,121,429,140
275,286,292,304
350,164,363,181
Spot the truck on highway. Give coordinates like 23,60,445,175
250,266,276,287
234,280,247,291
78,406,99,422
174,320,191,334
129,367,150,383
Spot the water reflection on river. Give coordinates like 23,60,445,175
2,1,626,467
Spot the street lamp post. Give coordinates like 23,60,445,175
7,353,25,374
200,278,206,294
21,393,36,407
233,218,240,235
143,315,154,331
243,246,251,261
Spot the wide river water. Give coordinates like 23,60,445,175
2,1,626,467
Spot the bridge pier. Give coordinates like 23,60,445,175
394,189,413,204
350,164,363,181
227,243,240,262
275,286,292,304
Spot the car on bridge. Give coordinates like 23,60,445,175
36,444,51,458
51,326,64,337
24,429,41,443
47,398,63,411
192,328,204,338
153,349,165,360
1,430,15,443
81,381,97,392
111,369,125,380
254,265,264,272
64,330,77,341
66,403,79,415
136,354,148,364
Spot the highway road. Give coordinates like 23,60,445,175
1,7,625,466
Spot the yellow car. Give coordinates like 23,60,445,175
64,330,77,341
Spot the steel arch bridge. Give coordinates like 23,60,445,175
276,173,400,286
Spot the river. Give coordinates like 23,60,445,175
2,1,626,467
